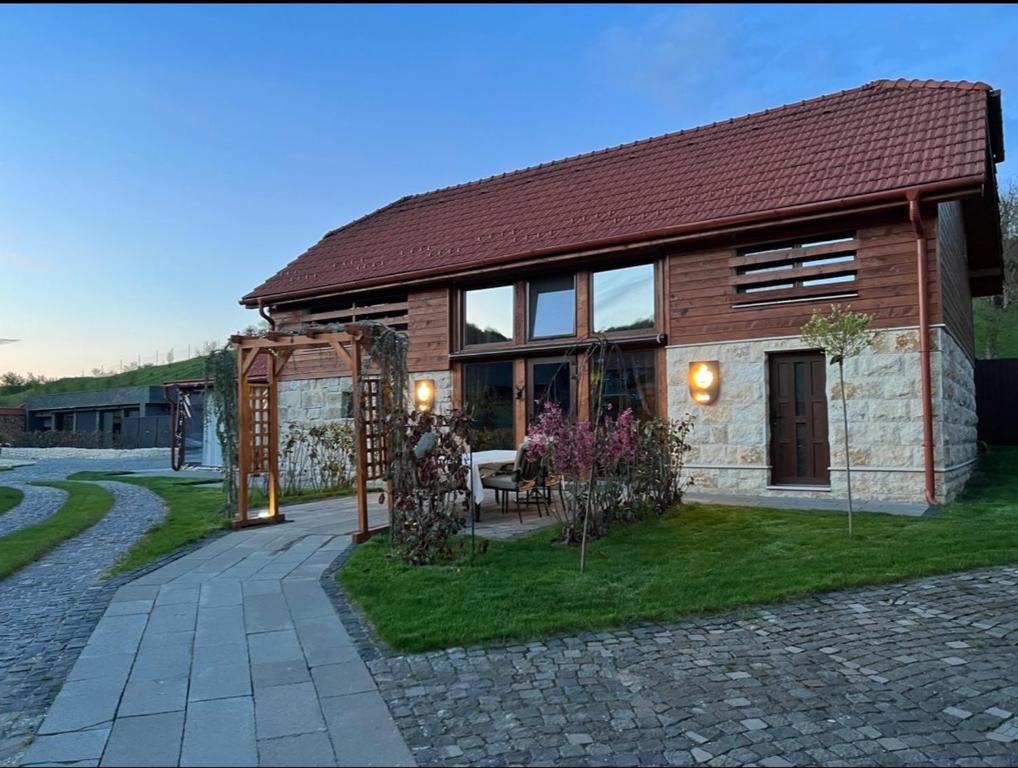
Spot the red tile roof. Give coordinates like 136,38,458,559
244,79,999,305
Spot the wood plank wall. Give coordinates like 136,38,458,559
936,201,976,359
666,210,942,345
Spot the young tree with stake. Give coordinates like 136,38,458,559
800,305,875,536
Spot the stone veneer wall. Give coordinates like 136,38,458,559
277,371,454,439
667,326,977,505
933,328,978,501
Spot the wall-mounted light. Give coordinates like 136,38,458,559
414,379,436,412
689,361,720,405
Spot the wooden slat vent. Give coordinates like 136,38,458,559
731,234,859,307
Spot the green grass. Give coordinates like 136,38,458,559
0,481,115,580
0,356,208,407
0,486,24,515
68,471,230,576
341,447,1018,652
974,298,1018,358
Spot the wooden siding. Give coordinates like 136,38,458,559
936,201,975,359
667,211,940,344
406,287,450,372
271,286,452,381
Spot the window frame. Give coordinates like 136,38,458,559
460,283,517,350
589,262,659,338
526,273,578,342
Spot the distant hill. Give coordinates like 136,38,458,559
0,357,208,407
974,299,1018,359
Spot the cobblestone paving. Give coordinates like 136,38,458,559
0,459,168,765
362,567,1018,767
0,484,67,537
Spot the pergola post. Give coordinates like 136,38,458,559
236,347,251,526
350,330,370,542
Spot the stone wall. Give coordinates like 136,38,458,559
277,370,454,438
667,325,977,505
933,328,978,501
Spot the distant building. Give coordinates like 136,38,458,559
24,386,171,448
0,406,24,443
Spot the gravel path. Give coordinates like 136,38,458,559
0,475,168,764
0,484,68,537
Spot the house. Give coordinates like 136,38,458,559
0,406,24,443
24,386,172,448
242,79,1005,506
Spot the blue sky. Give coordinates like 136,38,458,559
2,3,1016,377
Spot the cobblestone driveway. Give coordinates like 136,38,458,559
360,566,1018,767
0,458,168,764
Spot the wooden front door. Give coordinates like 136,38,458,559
769,352,830,486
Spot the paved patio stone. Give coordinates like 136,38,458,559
101,711,184,767
310,660,377,697
189,641,252,702
118,675,189,717
181,697,257,767
254,682,327,740
21,727,111,766
320,691,415,766
257,732,337,767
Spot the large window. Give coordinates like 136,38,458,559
464,285,514,346
464,361,515,450
595,349,657,421
592,264,656,333
528,275,576,339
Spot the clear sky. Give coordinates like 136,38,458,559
2,3,1016,377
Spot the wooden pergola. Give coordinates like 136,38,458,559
231,324,387,540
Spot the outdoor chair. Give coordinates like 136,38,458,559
481,442,548,522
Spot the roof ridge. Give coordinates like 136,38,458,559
866,77,992,91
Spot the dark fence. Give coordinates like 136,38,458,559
975,358,1018,446
7,415,171,449
120,415,171,448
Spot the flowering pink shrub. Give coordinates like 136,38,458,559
525,401,683,543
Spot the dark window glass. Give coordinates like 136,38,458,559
794,362,806,418
592,264,656,333
595,349,657,421
531,359,574,421
464,361,515,450
464,285,513,345
528,275,575,339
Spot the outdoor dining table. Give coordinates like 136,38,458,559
463,449,518,518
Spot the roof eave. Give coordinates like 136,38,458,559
240,175,986,309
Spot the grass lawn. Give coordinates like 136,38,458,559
341,446,1018,653
0,486,24,516
0,481,114,580
69,471,231,576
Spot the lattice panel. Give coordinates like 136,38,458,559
360,377,388,481
248,383,271,474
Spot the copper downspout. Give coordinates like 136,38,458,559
907,191,937,506
257,299,276,331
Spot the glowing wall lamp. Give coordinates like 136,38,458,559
414,378,436,412
689,361,720,405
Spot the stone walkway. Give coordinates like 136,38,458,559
22,497,412,767
0,474,167,764
360,566,1018,767
0,484,67,537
